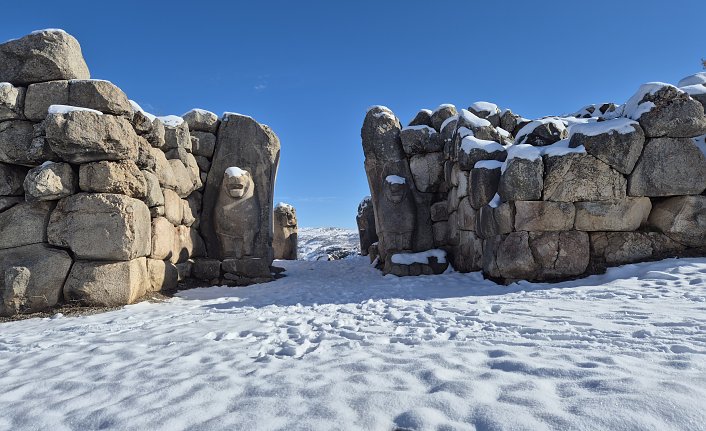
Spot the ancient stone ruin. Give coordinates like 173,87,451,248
273,202,298,260
0,30,282,317
362,73,706,282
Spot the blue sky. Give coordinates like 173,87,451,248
2,1,705,228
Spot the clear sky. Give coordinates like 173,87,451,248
2,1,705,228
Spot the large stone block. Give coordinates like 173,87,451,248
0,244,72,316
0,30,90,86
430,201,448,222
48,193,151,260
476,202,514,239
150,217,176,261
0,162,29,196
574,197,651,231
63,258,148,307
529,231,590,280
0,201,54,249
489,231,537,280
0,120,36,165
514,201,575,232
164,121,191,151
175,226,206,263
431,105,457,132
457,197,477,231
409,152,445,193
146,258,178,293
498,158,543,201
648,195,706,247
24,162,77,201
0,82,25,121
627,137,706,197
182,109,219,134
452,230,483,272
163,189,183,226
400,126,443,155
543,153,626,202
469,165,501,209
150,147,177,190
632,85,706,138
0,197,23,213
168,159,195,198
190,131,216,158
568,118,645,175
192,258,221,281
79,160,146,198
357,197,378,255
24,80,69,121
45,110,139,163
68,79,131,116
141,170,164,208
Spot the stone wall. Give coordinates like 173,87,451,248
362,74,706,282
0,30,281,316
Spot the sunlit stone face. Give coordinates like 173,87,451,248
224,171,252,199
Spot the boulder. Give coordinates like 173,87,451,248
568,118,645,174
150,147,177,190
167,159,195,198
0,30,90,86
163,121,191,150
147,118,166,149
0,201,54,249
409,152,444,193
185,191,202,227
514,201,575,232
0,82,25,121
141,170,164,208
628,84,706,138
23,80,69,121
447,211,460,246
192,258,221,281
163,189,183,226
176,226,206,262
543,153,626,202
45,110,139,163
499,109,521,134
181,200,196,227
431,105,457,132
182,109,219,133
131,109,154,135
146,258,178,292
135,136,155,171
476,202,514,239
68,79,132,116
516,118,567,146
63,258,148,307
430,201,448,222
488,232,537,280
529,231,590,280
361,106,403,161
457,136,507,171
0,244,72,316
195,155,211,172
0,120,36,165
432,221,448,246
408,109,433,127
23,162,76,201
575,197,651,231
79,160,146,198
469,165,501,209
47,193,151,260
400,126,443,155
191,131,216,158
498,158,543,201
628,137,706,197
356,197,378,255
590,232,652,266
457,197,477,231
150,217,176,261
452,230,483,272
648,196,706,247
0,162,29,196
468,102,501,127
222,257,272,279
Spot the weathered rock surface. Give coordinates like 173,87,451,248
400,126,442,155
150,147,177,190
183,109,219,133
150,217,176,261
0,197,23,213
48,193,151,260
141,170,164,208
633,85,706,138
0,244,72,316
67,79,131,116
529,231,590,280
498,158,543,201
0,162,28,196
0,120,36,165
430,201,448,222
64,258,148,307
476,202,514,239
469,166,501,209
164,121,191,151
273,203,298,260
24,80,69,121
0,83,25,121
24,162,76,201
574,197,651,231
0,201,54,249
514,201,575,232
146,258,178,292
168,159,195,198
409,152,445,193
408,109,433,128
192,258,221,281
163,189,183,226
516,119,567,146
569,119,645,174
452,230,483,272
457,197,477,231
648,196,706,247
79,160,146,198
191,131,216,158
628,137,706,197
45,110,139,163
543,153,626,202
431,105,457,132
0,30,90,86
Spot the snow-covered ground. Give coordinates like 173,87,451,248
1,257,706,430
297,227,360,260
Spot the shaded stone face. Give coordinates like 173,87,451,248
224,171,252,199
383,178,408,204
214,169,261,260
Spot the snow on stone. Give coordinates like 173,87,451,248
401,125,436,133
457,126,474,139
515,117,566,145
128,100,156,121
433,103,455,113
488,192,502,208
221,112,254,122
47,104,103,115
297,227,360,261
504,143,542,162
182,108,216,117
440,115,459,132
276,202,294,211
420,109,432,114
495,126,511,139
680,84,706,96
460,135,504,154
385,175,405,185
30,28,68,35
677,72,706,87
40,161,55,168
542,139,586,157
1,256,705,429
158,115,185,127
459,109,492,128
623,82,683,120
569,117,639,137
469,101,499,114
391,249,447,265
224,167,247,177
474,160,504,170
0,82,13,90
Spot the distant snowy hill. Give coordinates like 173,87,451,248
296,227,360,261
